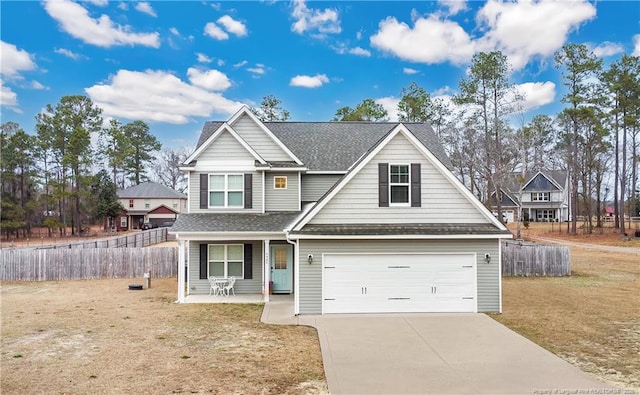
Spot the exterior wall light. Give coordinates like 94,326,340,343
485,253,491,264
307,254,314,264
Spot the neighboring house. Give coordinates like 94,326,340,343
490,171,570,223
171,107,512,314
116,182,187,230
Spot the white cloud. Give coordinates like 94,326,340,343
589,41,625,58
633,34,640,57
117,2,128,11
135,2,157,17
234,60,248,68
289,73,329,88
54,47,82,60
0,41,37,78
475,0,596,69
376,96,400,122
170,27,180,36
371,15,474,65
187,68,231,91
196,53,212,63
31,80,49,90
403,67,419,75
217,15,247,37
348,47,371,57
86,0,108,6
514,81,556,112
291,0,341,36
43,0,160,48
0,80,18,108
247,66,265,75
85,69,242,124
204,22,229,40
438,0,467,16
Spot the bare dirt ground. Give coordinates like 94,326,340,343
0,226,128,249
494,222,640,392
0,278,327,394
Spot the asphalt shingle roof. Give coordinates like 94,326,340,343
171,212,302,233
194,121,453,172
291,223,511,236
117,182,187,199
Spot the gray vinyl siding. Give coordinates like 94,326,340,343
197,130,256,162
309,133,487,224
189,171,263,213
301,174,342,202
187,241,263,294
265,173,300,211
297,239,500,314
231,114,292,162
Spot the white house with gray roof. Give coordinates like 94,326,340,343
171,106,512,314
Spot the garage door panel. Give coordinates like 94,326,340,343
323,254,476,314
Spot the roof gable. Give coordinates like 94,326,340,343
185,122,266,164
291,125,506,231
522,172,562,191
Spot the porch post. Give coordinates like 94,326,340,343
263,239,270,302
177,239,185,303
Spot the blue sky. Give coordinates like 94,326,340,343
1,0,639,151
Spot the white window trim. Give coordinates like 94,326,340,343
209,173,244,208
208,244,244,278
120,217,127,227
389,163,411,206
274,176,288,190
531,192,550,202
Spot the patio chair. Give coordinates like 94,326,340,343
208,276,222,296
223,276,236,296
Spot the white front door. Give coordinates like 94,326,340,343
270,245,293,294
323,253,477,314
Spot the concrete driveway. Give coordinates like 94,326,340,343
299,313,613,394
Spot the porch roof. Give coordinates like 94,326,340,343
170,211,301,233
291,223,512,236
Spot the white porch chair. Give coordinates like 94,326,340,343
222,276,236,296
208,276,222,296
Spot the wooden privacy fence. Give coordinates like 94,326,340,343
30,228,169,250
1,247,178,281
502,241,570,276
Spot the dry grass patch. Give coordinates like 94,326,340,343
492,247,640,392
513,221,640,247
1,278,326,394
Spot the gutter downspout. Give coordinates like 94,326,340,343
285,230,299,316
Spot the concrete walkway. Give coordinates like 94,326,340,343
531,236,640,255
262,305,613,394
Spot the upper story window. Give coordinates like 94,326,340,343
210,174,243,208
172,199,178,209
274,176,287,189
531,192,550,202
144,199,150,209
128,199,134,208
390,164,410,205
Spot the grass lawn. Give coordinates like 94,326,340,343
493,223,640,391
0,278,326,394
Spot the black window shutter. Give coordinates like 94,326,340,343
244,173,253,209
199,244,208,279
200,174,208,209
378,163,389,207
244,243,253,279
411,163,421,207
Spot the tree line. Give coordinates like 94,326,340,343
1,95,188,238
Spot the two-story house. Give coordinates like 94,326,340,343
171,107,512,315
117,182,187,230
491,171,570,223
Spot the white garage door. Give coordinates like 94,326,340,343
323,254,477,314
